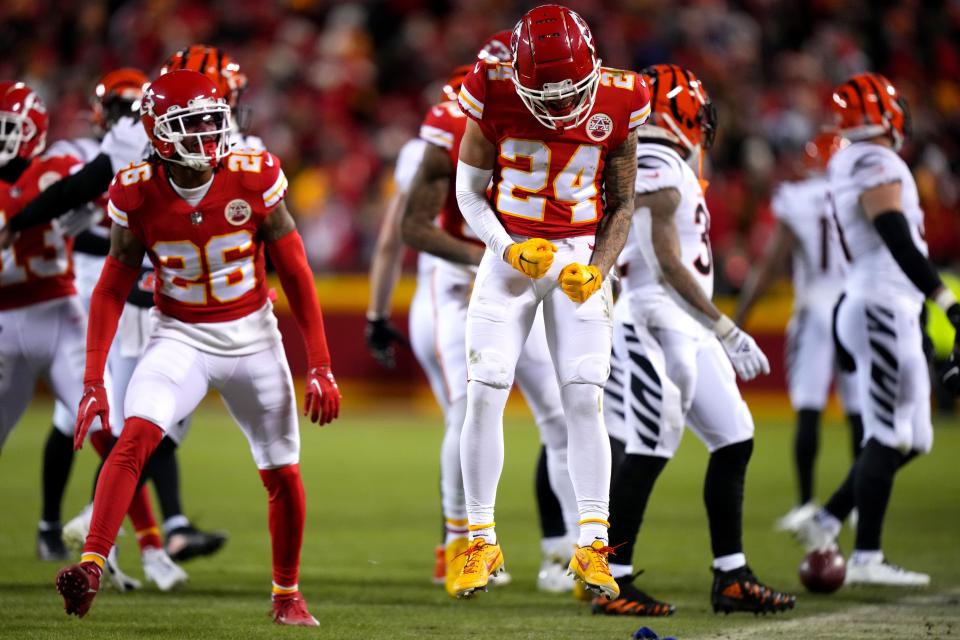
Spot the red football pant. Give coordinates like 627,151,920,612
83,418,164,559
259,464,306,588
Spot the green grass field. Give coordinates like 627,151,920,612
1,399,958,639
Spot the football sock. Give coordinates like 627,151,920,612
853,439,902,552
83,418,164,559
444,518,468,545
40,426,75,525
794,409,820,505
847,412,864,459
609,562,634,579
88,430,114,498
542,439,579,536
468,523,496,545
704,439,753,559
850,549,883,565
607,453,668,564
461,380,509,535
259,464,306,589
561,382,612,546
440,396,468,527
609,435,626,483
823,456,859,522
141,436,183,523
129,485,163,551
712,553,747,572
535,446,567,539
578,518,610,546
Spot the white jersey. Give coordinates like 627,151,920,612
622,142,713,300
100,116,151,173
44,137,101,163
392,138,434,277
828,141,927,308
771,175,846,308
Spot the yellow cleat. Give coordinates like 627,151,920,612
451,538,504,599
568,540,620,600
505,238,557,279
572,580,593,602
443,537,469,597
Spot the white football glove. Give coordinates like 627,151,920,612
714,315,770,381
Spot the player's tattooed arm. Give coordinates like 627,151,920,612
734,220,797,326
402,143,484,266
108,223,147,268
590,129,638,275
643,187,721,324
259,200,298,244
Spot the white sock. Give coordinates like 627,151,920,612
163,515,190,534
444,519,469,545
609,562,633,579
543,438,580,536
577,518,609,547
469,526,497,545
850,549,883,565
815,510,843,537
461,380,509,541
541,536,574,560
561,383,611,547
441,396,469,532
712,553,747,573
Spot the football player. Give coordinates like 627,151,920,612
402,32,580,596
735,132,864,532
794,73,960,586
451,5,650,599
54,70,341,625
596,64,795,616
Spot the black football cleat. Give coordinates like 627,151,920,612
165,525,228,562
37,527,69,562
711,565,796,615
592,571,676,617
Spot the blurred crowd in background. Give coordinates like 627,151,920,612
2,0,958,288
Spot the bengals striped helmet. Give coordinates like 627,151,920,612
831,72,910,151
639,64,716,157
92,68,148,130
160,44,247,109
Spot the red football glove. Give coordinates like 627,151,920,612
304,366,341,426
74,383,111,451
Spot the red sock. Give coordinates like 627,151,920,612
88,426,163,551
82,418,164,559
259,464,306,590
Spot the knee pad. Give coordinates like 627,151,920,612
467,348,515,389
560,354,610,388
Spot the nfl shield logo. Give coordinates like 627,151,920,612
190,211,203,225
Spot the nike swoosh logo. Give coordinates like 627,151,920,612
309,379,322,396
81,397,97,416
578,557,590,571
486,552,501,573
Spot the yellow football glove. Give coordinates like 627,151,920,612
505,238,558,279
559,263,603,303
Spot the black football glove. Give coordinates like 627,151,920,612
942,303,960,395
365,317,409,369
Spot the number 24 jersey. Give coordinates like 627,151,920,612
107,149,289,324
458,61,650,239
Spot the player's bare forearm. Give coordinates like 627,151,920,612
402,143,484,266
367,191,408,318
459,119,496,170
108,223,147,268
590,129,638,274
260,200,298,244
734,221,796,325
646,187,721,323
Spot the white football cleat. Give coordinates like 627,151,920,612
104,545,142,592
794,510,839,552
774,502,818,533
845,555,930,587
537,555,574,593
489,568,513,587
142,547,188,591
62,504,94,555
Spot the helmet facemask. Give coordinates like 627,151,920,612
512,59,601,131
0,110,34,166
153,98,232,170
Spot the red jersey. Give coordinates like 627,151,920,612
0,155,81,310
418,100,482,247
458,61,650,239
106,148,289,324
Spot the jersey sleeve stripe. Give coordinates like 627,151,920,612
629,104,652,128
107,200,129,227
419,125,454,149
263,171,289,208
458,87,484,119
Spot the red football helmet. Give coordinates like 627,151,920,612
639,64,716,157
140,70,231,170
442,30,514,101
92,68,149,130
831,72,910,151
0,81,48,166
511,5,601,131
160,44,247,110
803,130,847,172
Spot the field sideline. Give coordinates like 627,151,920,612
0,400,957,639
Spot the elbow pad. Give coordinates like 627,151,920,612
872,210,942,297
455,161,513,259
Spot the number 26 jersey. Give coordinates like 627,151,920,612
458,61,650,239
107,149,289,325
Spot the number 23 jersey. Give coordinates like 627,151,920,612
458,61,650,239
107,149,289,327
